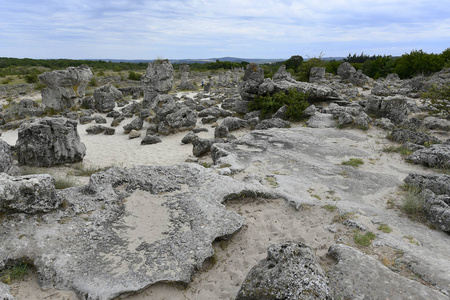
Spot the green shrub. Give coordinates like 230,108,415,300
128,71,142,81
378,223,393,233
402,185,425,220
341,158,364,167
24,73,39,83
249,88,309,121
421,84,450,116
54,177,79,189
353,231,376,246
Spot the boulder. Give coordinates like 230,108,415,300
141,60,174,108
421,189,450,232
181,132,198,144
337,62,356,80
309,67,326,83
16,117,86,167
404,173,450,196
422,117,450,131
306,113,336,128
141,135,162,145
39,65,93,111
236,241,332,300
328,244,447,300
389,128,440,146
93,84,122,113
123,118,144,134
365,96,410,124
128,130,141,139
374,118,395,131
178,64,196,90
192,138,222,157
406,144,450,168
0,173,59,213
165,107,197,132
238,63,265,101
86,125,114,135
94,115,107,124
255,118,290,130
0,140,13,173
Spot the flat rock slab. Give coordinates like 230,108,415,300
0,164,275,300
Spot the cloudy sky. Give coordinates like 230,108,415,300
1,0,449,60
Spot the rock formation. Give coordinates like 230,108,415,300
39,65,93,111
0,139,13,173
93,84,123,113
141,59,174,108
178,64,196,90
15,117,86,167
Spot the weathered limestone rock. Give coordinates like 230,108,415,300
0,140,13,173
365,95,410,124
123,117,144,134
255,118,290,130
178,64,196,90
141,134,162,145
389,128,440,146
422,117,450,131
236,241,332,300
16,117,86,167
93,84,122,113
128,129,141,139
306,113,336,128
406,144,450,168
181,132,198,144
309,67,326,83
85,125,115,135
39,65,93,111
0,164,275,300
404,173,450,196
328,244,447,299
337,62,356,80
238,63,265,101
141,60,174,108
0,282,15,300
165,107,197,132
0,173,59,213
421,189,450,232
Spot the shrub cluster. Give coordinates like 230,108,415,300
248,88,310,121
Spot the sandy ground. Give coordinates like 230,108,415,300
1,91,447,299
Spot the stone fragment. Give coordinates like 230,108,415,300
255,118,290,130
141,135,162,145
93,84,122,113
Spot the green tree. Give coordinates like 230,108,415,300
284,55,304,73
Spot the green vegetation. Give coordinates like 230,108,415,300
377,223,393,233
402,185,425,221
353,231,376,246
0,258,33,284
421,84,450,116
323,204,337,212
341,158,364,167
128,70,143,81
249,88,310,120
54,176,79,189
69,163,107,176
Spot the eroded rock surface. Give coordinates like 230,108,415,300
236,241,332,300
0,164,275,300
328,244,447,300
141,60,174,108
16,117,86,167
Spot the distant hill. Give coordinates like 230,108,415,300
102,57,287,64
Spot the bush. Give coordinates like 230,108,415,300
353,231,376,246
128,71,142,81
249,88,310,121
24,73,39,83
402,185,425,221
421,84,450,116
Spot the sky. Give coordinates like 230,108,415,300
1,0,449,60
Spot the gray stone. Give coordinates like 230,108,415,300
181,133,198,144
141,60,174,108
93,84,122,113
0,282,15,300
128,129,141,139
201,116,217,124
255,118,290,130
421,189,450,232
0,164,274,299
389,128,440,146
192,128,208,133
306,113,336,128
272,105,288,120
111,116,125,127
86,125,109,135
141,135,162,145
236,241,332,300
407,145,450,168
374,117,395,131
350,70,370,86
94,115,107,124
178,64,196,90
146,124,158,136
123,118,144,134
39,65,93,111
198,107,232,118
214,125,229,138
0,140,13,173
220,116,248,131
328,244,447,299
0,173,59,213
79,115,93,125
16,117,86,167
365,96,410,124
165,107,197,132
404,173,450,196
303,105,317,117
337,62,356,80
238,63,265,101
234,100,251,114
309,67,326,83
422,117,450,131
192,138,221,157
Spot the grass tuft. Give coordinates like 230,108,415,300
341,158,364,167
0,258,33,284
377,223,393,233
401,185,425,221
353,231,376,246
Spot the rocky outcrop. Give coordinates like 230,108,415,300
39,65,93,111
141,60,174,108
309,67,326,83
406,144,450,168
16,117,86,167
365,95,410,124
337,62,356,80
328,244,447,299
178,64,196,90
93,84,122,113
123,117,144,134
236,241,332,300
389,128,441,146
85,125,115,135
238,63,265,101
422,117,450,131
255,118,290,130
0,139,13,173
0,173,59,213
0,164,275,300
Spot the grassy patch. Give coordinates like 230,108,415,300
54,176,79,189
0,258,33,284
265,176,279,188
332,212,355,223
397,145,414,156
341,158,364,167
200,162,211,168
377,223,393,233
323,204,337,212
401,185,425,221
69,163,107,176
219,163,231,168
353,231,376,246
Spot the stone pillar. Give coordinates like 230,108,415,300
141,60,173,108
